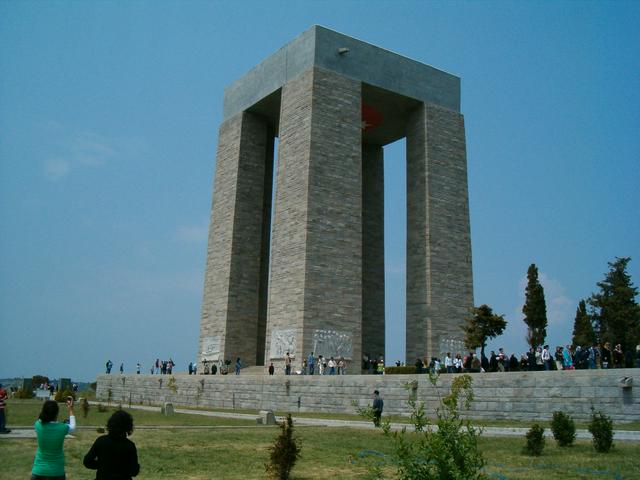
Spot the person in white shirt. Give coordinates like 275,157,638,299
327,357,337,375
542,345,552,371
453,354,463,373
444,353,454,373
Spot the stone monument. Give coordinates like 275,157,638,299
198,26,473,372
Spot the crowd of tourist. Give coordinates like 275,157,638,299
104,358,175,375
103,343,639,378
409,342,640,374
194,352,353,376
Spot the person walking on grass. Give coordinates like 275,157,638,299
84,410,140,480
31,398,76,480
372,390,384,427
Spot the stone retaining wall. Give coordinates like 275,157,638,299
96,368,639,423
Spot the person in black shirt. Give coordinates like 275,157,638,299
84,410,139,479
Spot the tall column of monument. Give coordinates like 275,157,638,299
265,67,363,369
362,144,385,362
406,103,474,363
198,112,273,370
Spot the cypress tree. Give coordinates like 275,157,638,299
589,257,640,351
522,264,548,348
462,304,507,360
572,299,595,347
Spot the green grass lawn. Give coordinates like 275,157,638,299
2,400,639,479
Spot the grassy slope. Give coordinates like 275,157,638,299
2,400,639,479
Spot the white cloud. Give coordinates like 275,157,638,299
44,159,71,181
71,133,116,166
515,271,573,324
42,131,117,181
174,220,209,244
539,272,573,326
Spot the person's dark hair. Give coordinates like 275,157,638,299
107,410,134,438
374,390,379,395
39,400,59,423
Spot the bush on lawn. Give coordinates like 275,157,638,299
523,424,545,456
550,411,576,447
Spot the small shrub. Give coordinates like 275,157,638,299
167,376,178,393
356,373,486,479
97,403,108,413
15,388,34,399
265,414,301,480
15,388,33,400
550,411,576,447
523,424,545,456
404,382,427,432
54,389,76,402
90,382,97,391
588,409,614,452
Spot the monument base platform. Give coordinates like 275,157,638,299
96,368,639,423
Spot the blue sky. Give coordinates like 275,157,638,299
1,1,638,381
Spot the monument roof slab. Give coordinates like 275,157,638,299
223,25,460,122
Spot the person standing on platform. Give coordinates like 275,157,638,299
542,345,551,371
328,357,337,375
284,352,292,375
377,358,385,375
235,357,242,375
338,357,346,375
307,352,315,375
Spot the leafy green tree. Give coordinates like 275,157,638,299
522,264,548,348
589,257,640,351
572,299,595,347
462,305,507,360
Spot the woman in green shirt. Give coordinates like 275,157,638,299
31,398,76,480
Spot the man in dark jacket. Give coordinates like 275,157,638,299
372,390,384,427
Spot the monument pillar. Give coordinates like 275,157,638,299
265,67,363,369
362,143,385,362
406,103,473,363
199,112,273,370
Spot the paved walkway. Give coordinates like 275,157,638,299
3,402,639,441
